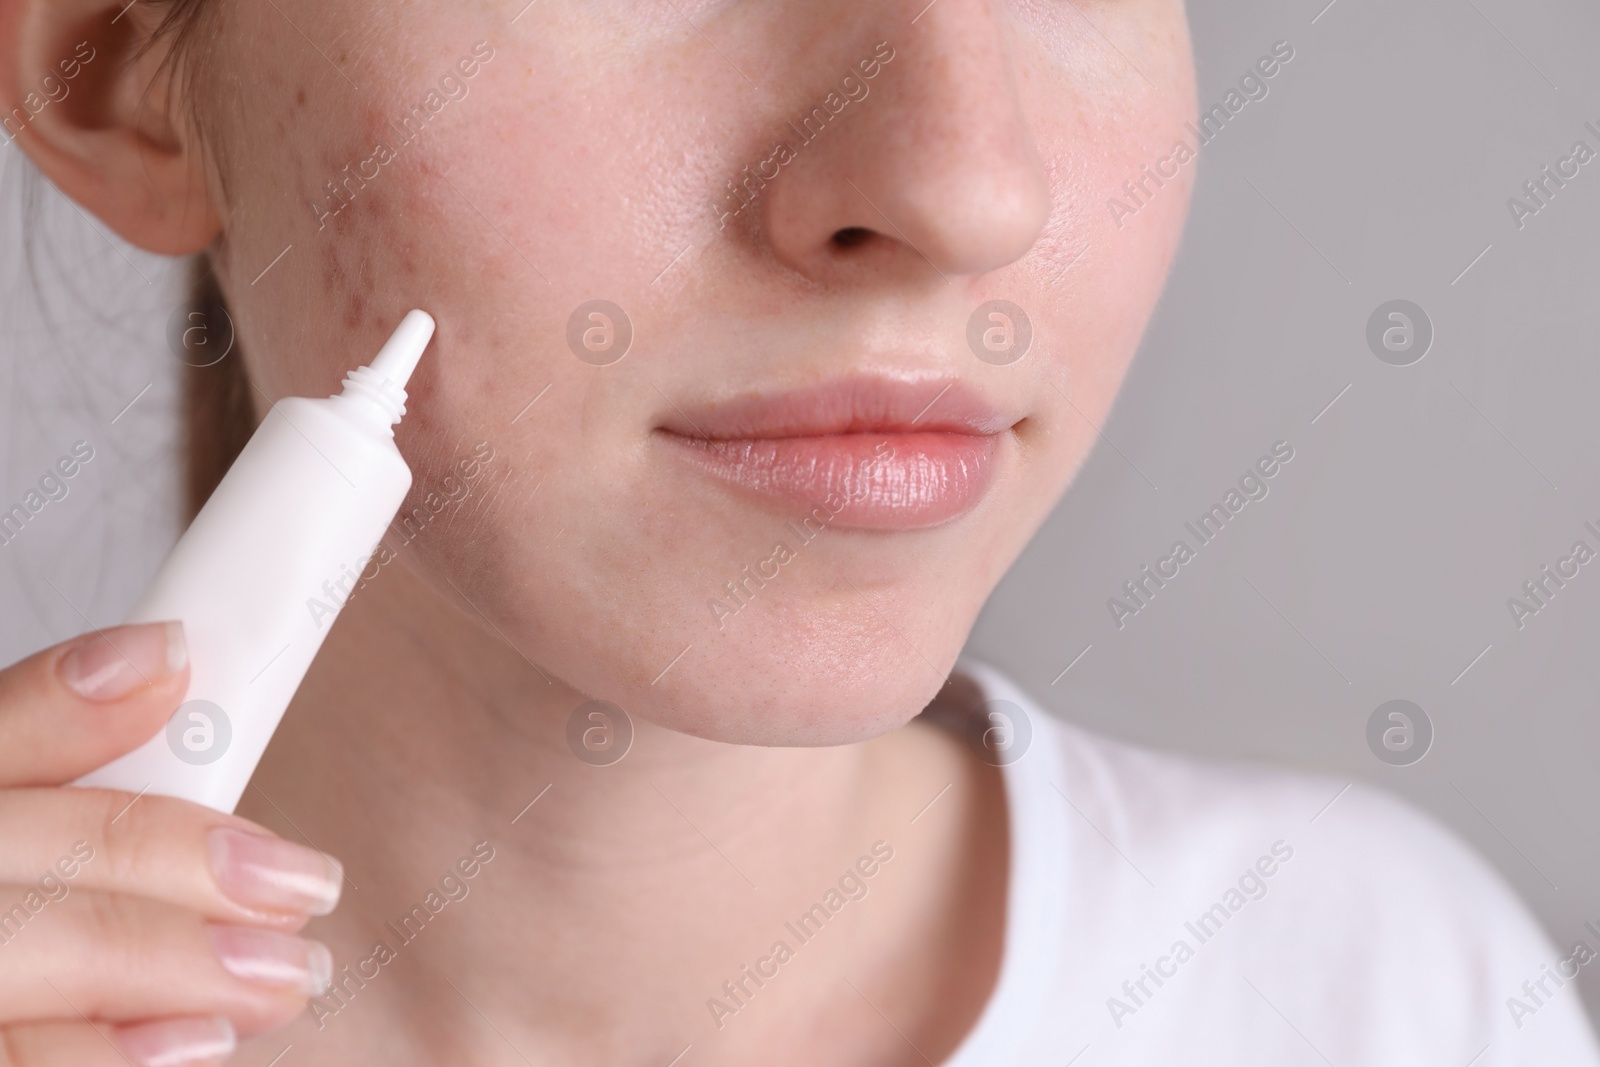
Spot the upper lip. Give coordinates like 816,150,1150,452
654,376,1015,440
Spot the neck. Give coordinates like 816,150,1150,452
243,556,1003,1064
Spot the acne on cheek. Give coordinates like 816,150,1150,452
315,216,379,332
302,101,443,331
313,196,490,432
215,27,479,385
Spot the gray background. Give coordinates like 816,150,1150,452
3,0,1599,1023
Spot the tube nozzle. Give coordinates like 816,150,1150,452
367,309,436,391
337,309,437,431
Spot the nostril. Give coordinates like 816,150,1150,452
831,227,872,249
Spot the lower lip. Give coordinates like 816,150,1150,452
658,431,1000,530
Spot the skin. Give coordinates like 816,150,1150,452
0,0,1195,1063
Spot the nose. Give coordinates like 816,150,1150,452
756,2,1052,285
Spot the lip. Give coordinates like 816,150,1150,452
655,377,1012,530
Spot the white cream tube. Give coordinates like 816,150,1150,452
72,310,437,812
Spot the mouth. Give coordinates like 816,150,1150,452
653,376,1014,530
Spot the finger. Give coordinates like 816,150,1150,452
0,1017,234,1067
0,788,340,928
0,623,190,788
112,1017,236,1067
0,891,328,1033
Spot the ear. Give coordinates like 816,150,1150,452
0,0,222,255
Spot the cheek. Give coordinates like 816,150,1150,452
1024,65,1197,441
936,53,1196,596
215,12,511,403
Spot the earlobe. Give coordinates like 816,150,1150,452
0,0,222,255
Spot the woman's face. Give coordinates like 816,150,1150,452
199,0,1195,744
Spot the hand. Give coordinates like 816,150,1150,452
0,622,342,1066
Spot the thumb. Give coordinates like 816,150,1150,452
0,621,189,787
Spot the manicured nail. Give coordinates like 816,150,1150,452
112,1016,236,1067
58,621,186,702
208,924,333,995
207,827,344,916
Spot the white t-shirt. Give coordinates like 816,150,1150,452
937,658,1600,1066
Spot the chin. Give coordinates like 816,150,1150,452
481,534,990,748
562,496,1017,746
638,602,974,747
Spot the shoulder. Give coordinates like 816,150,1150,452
957,660,1600,1063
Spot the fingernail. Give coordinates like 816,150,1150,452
112,1016,236,1067
207,826,343,916
58,621,187,702
208,924,333,996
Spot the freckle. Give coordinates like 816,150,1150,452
296,88,307,107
